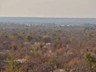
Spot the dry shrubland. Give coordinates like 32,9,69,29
0,24,96,72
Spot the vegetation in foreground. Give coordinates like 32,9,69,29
0,24,96,72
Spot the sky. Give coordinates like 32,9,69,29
0,0,96,18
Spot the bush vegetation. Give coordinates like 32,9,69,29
0,24,96,72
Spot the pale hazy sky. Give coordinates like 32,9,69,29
0,0,96,18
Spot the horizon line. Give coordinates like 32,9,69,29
0,16,96,19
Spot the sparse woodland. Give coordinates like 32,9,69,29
0,23,96,72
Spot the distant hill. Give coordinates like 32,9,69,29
0,17,96,26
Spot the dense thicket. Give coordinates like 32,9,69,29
0,24,96,72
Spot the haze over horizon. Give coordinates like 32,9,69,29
0,0,96,18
